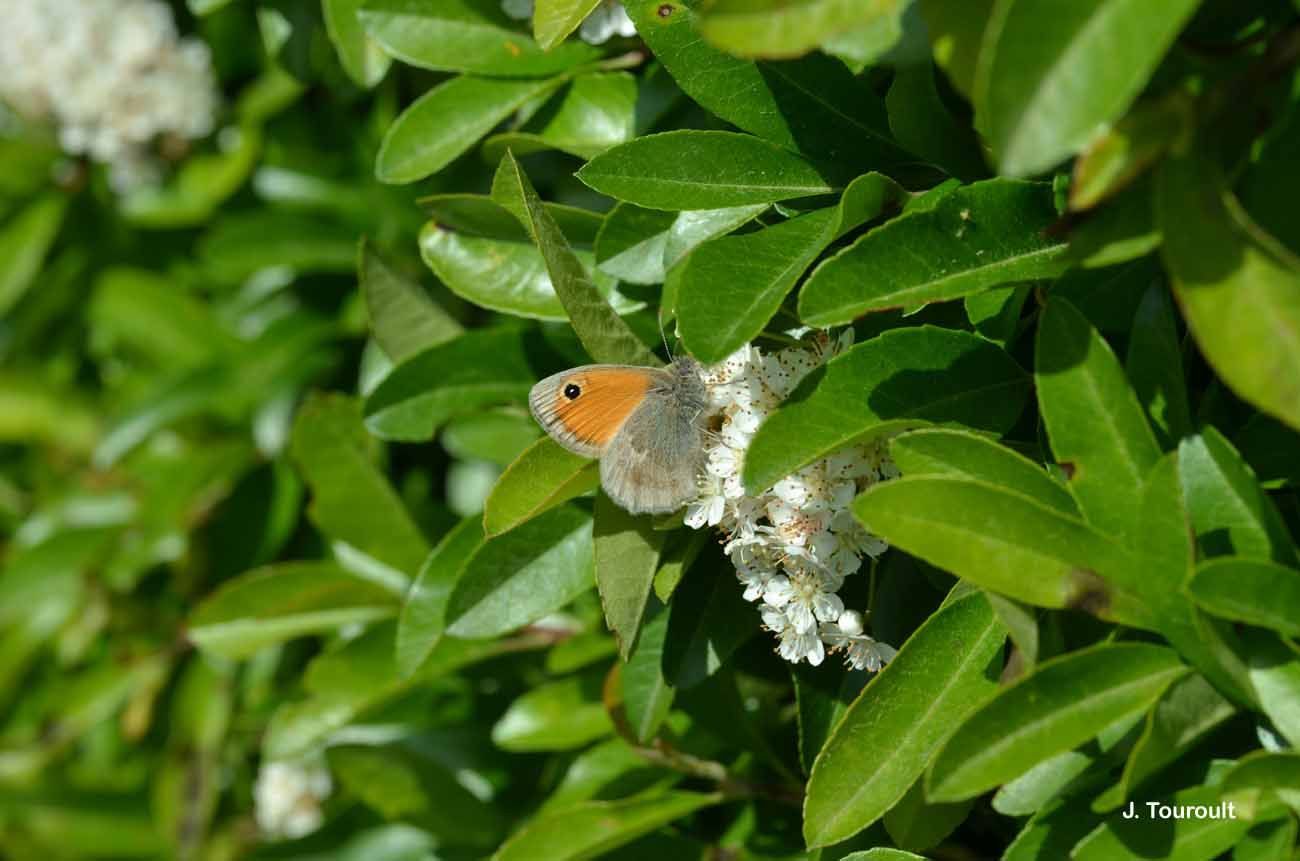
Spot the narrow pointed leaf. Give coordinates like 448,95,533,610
1188,557,1300,638
395,518,485,677
594,492,666,659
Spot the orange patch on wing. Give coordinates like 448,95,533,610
548,369,654,449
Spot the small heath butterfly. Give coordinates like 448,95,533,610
528,357,710,515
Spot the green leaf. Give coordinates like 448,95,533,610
697,0,909,59
916,0,993,99
532,0,602,48
1071,781,1284,861
1035,297,1161,540
491,673,613,751
361,238,462,362
594,493,666,659
577,131,837,211
625,0,904,166
1069,92,1190,212
0,194,67,316
840,851,930,861
419,223,636,322
855,476,1143,616
1092,673,1237,812
329,744,502,846
423,193,604,246
188,562,398,660
661,205,769,272
965,285,1029,347
927,643,1188,802
1157,146,1300,433
975,0,1203,176
886,63,988,182
1188,557,1300,638
376,76,560,184
322,0,391,86
493,152,659,365
492,792,719,861
1244,629,1300,748
662,547,756,688
484,438,600,537
792,661,869,774
485,73,638,161
803,591,1005,847
676,172,904,363
889,428,1078,515
198,211,359,281
1125,283,1192,448
798,179,1067,325
290,393,431,579
594,205,679,285
442,412,540,466
1178,428,1296,564
621,601,675,742
358,0,601,75
1232,818,1297,861
395,517,485,677
1002,798,1104,861
1221,751,1300,811
445,504,594,638
743,327,1030,494
89,268,234,370
539,739,675,813
883,777,974,854
363,328,549,441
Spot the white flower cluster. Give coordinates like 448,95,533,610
685,332,899,671
0,0,220,191
253,757,333,840
502,0,638,45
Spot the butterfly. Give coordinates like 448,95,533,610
528,357,710,515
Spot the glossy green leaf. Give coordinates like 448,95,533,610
676,172,904,363
493,152,659,365
1158,146,1300,432
1244,629,1300,747
491,673,612,751
1221,751,1300,811
329,744,502,846
1125,283,1192,448
661,205,768,272
855,476,1145,619
798,179,1067,325
1179,428,1296,564
1069,93,1190,211
889,428,1078,515
483,437,599,537
927,643,1188,801
420,223,635,322
662,547,756,688
442,412,540,466
423,193,603,246
883,777,974,854
486,73,637,160
593,205,678,285
493,792,719,861
886,63,987,182
360,238,462,362
188,562,397,659
395,517,485,677
840,851,929,861
916,0,993,98
0,194,67,316
445,504,593,638
594,493,666,659
625,0,904,167
744,327,1030,494
533,0,603,48
322,0,391,86
363,328,551,441
697,0,908,59
1036,297,1161,540
1092,672,1237,813
577,131,837,211
975,0,1203,176
803,591,1005,847
376,76,559,184
1188,557,1300,638
622,601,674,742
359,0,600,75
290,393,431,579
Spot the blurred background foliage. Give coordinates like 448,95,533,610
1,0,1300,859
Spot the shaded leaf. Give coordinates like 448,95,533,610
483,438,600,537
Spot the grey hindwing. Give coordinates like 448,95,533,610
601,365,709,515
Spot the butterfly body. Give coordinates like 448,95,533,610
529,357,709,515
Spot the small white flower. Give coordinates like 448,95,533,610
821,615,897,672
254,758,333,840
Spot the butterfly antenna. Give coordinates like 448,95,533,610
659,315,674,361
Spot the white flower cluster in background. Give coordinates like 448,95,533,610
686,332,899,671
502,0,638,45
253,757,333,840
0,0,220,191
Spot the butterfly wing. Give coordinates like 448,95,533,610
600,386,706,515
529,365,660,458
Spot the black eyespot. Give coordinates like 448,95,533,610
563,383,581,400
